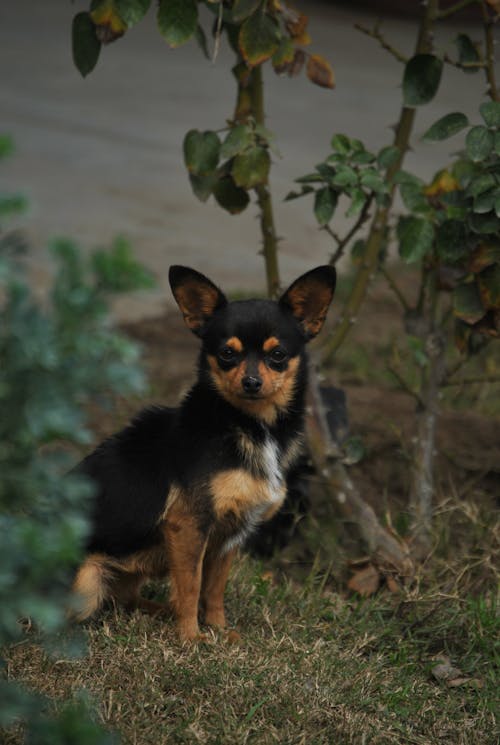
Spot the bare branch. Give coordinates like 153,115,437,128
354,22,408,64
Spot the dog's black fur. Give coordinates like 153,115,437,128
72,265,336,640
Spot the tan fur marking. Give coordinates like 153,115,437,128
262,336,280,353
161,501,208,641
201,546,237,628
157,484,183,524
226,336,243,353
286,279,333,337
207,354,300,424
174,280,221,332
210,469,275,520
71,554,111,621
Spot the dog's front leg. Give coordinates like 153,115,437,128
201,545,237,629
163,512,208,642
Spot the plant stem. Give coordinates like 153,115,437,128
408,275,446,559
480,0,499,101
437,0,479,19
321,1,438,365
247,65,281,298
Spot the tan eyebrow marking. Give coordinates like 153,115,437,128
226,336,243,353
262,336,280,353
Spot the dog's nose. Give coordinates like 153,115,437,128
242,375,262,394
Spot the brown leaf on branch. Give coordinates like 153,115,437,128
306,54,335,89
285,11,308,39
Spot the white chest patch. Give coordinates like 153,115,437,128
261,435,284,503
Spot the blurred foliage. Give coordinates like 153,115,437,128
0,138,153,742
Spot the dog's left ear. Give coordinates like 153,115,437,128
169,265,227,336
279,265,336,340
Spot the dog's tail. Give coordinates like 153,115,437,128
70,553,112,621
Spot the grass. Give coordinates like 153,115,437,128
3,550,499,745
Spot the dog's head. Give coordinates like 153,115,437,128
169,265,336,423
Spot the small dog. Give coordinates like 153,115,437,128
72,265,336,640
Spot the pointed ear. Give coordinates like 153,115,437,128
169,266,227,336
279,265,336,340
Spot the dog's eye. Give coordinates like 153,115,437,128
269,348,287,363
218,346,237,362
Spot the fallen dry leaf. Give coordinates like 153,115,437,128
347,564,381,597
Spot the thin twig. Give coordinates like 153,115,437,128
480,0,499,101
380,266,411,312
324,196,373,266
354,22,408,64
442,374,500,386
387,365,424,407
437,0,480,19
212,1,223,64
443,53,486,71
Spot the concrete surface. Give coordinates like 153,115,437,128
0,1,494,318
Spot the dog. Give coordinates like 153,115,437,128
72,264,336,641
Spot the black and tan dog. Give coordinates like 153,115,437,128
72,264,336,641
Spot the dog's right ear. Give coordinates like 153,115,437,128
169,266,227,336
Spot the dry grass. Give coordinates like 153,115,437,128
3,541,498,745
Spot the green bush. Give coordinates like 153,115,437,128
0,137,153,742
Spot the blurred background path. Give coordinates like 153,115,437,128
0,1,492,318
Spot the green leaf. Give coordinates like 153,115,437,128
393,170,424,187
403,54,443,106
377,145,400,170
157,0,198,48
232,146,270,189
351,150,376,165
220,125,252,160
239,10,280,66
495,131,500,156
0,135,15,159
453,282,485,323
195,24,210,59
435,219,468,264
469,241,500,272
314,187,337,225
188,173,217,202
330,134,351,155
397,216,435,263
346,188,367,218
400,183,429,213
330,165,357,188
284,185,314,201
115,0,151,26
422,112,469,142
479,100,500,128
232,0,262,23
466,126,494,162
72,13,101,77
477,263,500,309
470,211,500,234
466,173,496,198
183,130,220,176
213,176,250,214
455,33,480,74
473,189,496,214
272,37,295,72
295,173,323,185
359,169,385,193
